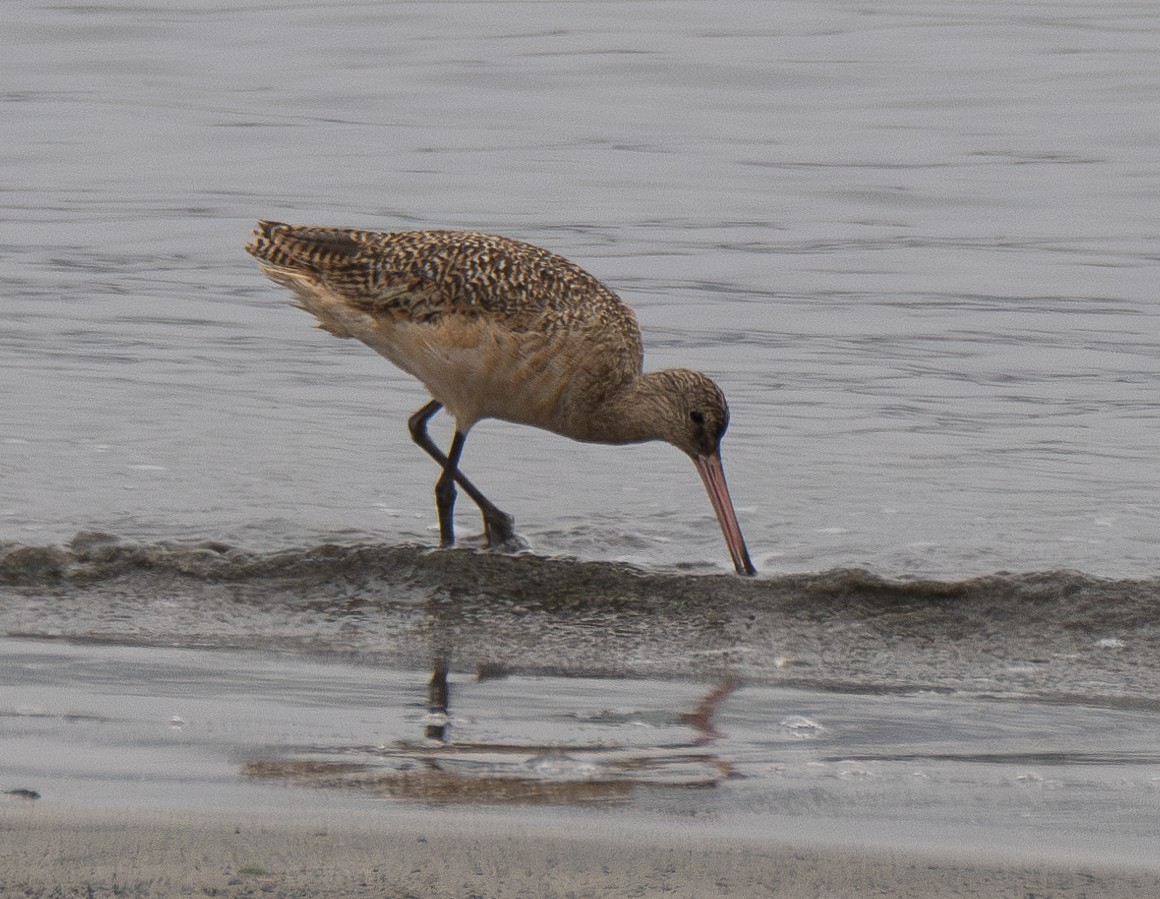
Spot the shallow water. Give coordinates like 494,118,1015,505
4,537,1160,867
5,635,1160,867
5,0,1160,577
3,0,1160,874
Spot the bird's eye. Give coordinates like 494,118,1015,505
690,410,706,425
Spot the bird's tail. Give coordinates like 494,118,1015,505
244,220,366,276
244,221,375,339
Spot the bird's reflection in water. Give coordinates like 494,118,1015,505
424,655,451,743
243,656,736,806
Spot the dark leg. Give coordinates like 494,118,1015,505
407,401,520,549
435,431,466,546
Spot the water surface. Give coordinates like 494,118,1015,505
3,0,1160,880
4,0,1159,576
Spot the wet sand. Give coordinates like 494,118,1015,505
5,632,1160,898
3,802,1159,899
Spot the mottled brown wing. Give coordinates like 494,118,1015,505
246,221,644,364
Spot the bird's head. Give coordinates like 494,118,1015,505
651,369,732,458
648,369,755,577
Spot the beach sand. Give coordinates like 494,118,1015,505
3,802,1158,898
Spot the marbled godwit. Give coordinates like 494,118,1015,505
245,221,756,576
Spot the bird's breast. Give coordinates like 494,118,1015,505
371,316,604,436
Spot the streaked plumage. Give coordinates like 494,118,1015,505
245,221,755,575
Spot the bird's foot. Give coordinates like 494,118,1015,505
483,510,527,552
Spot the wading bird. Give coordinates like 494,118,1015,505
246,221,756,575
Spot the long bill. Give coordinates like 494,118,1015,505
693,450,757,577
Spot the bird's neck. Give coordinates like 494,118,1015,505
579,370,682,446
